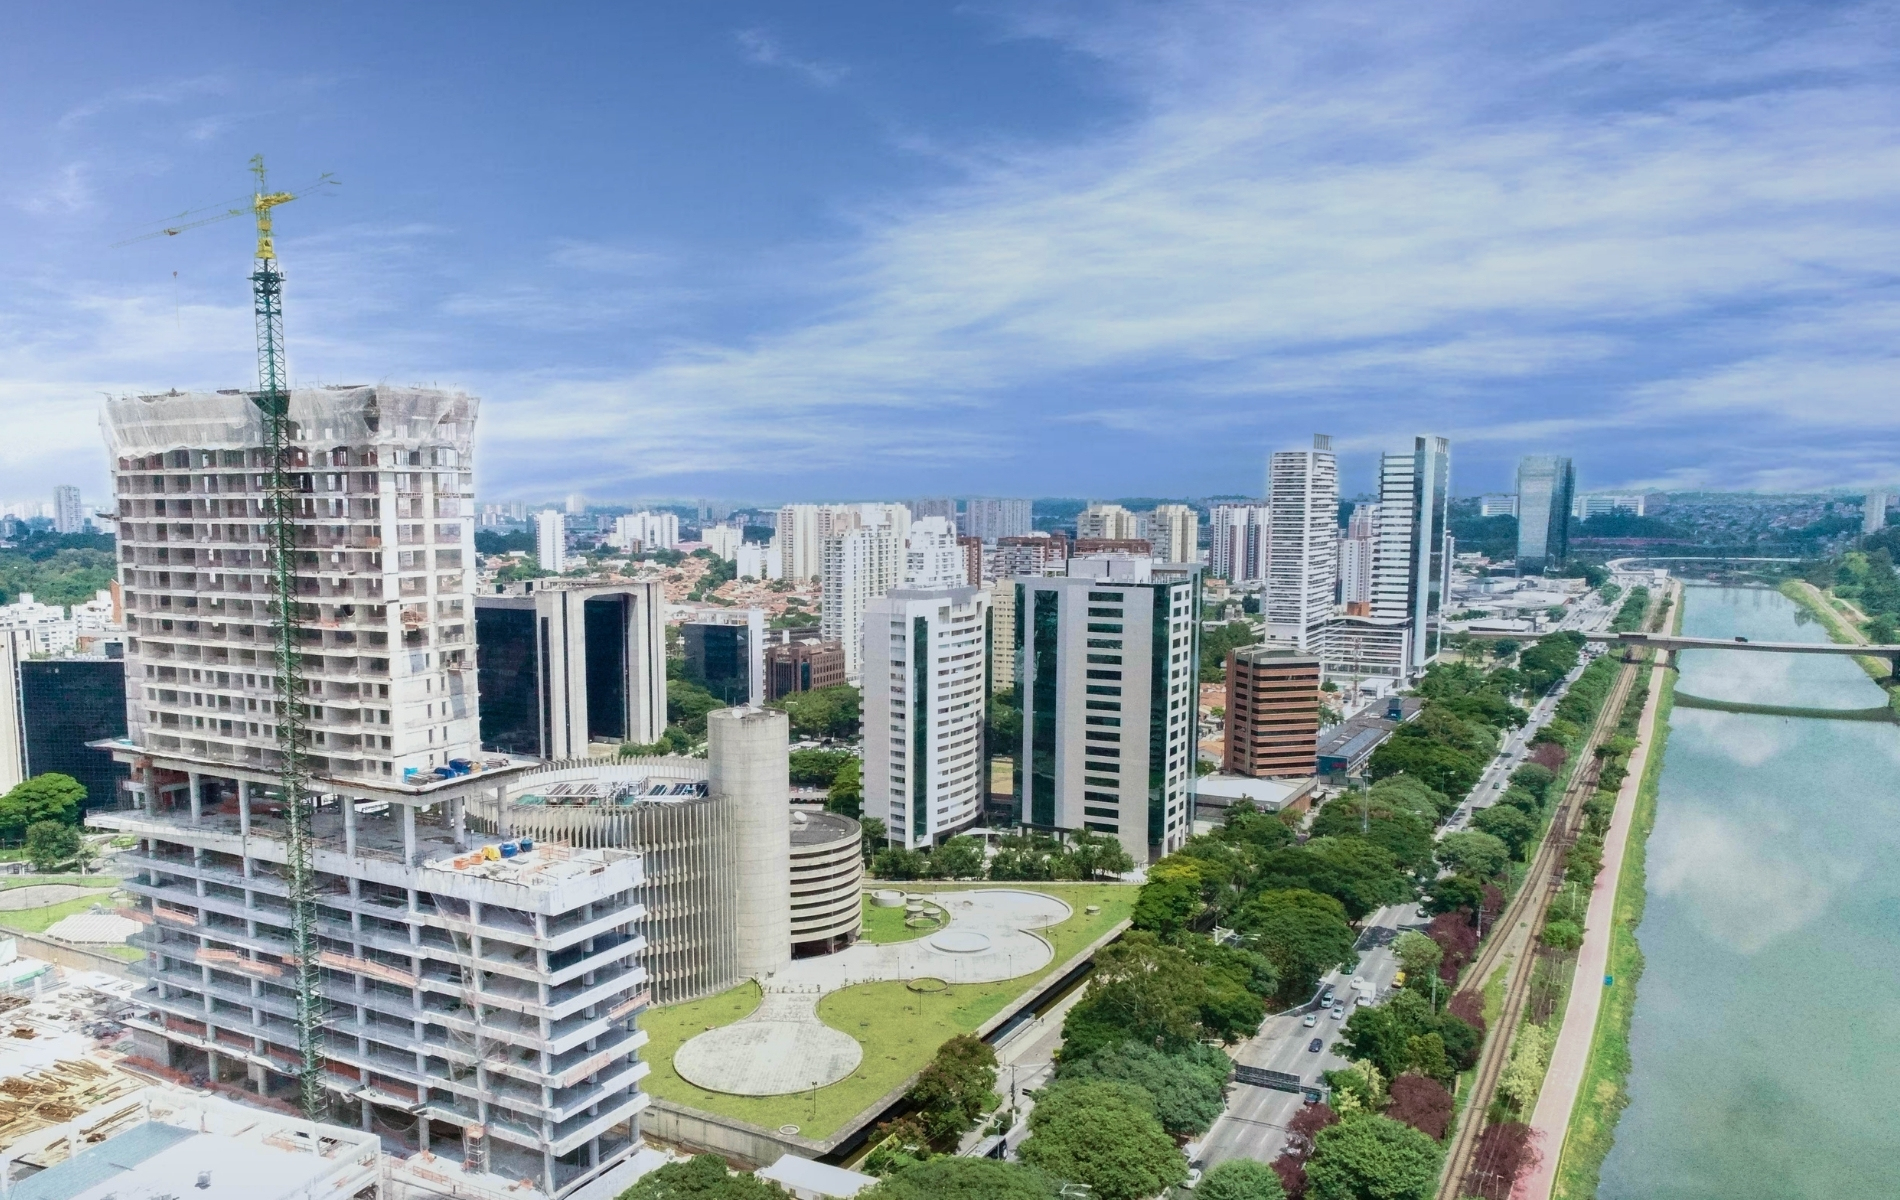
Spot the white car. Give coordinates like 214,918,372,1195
1302,1013,1318,1027
1330,1005,1346,1020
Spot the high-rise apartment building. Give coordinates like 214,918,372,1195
1339,503,1379,610
1372,436,1452,674
987,578,1017,695
1014,555,1200,866
774,504,826,581
1222,643,1320,778
1572,493,1645,520
863,585,990,848
52,485,85,534
822,524,902,679
962,498,1032,541
1516,455,1574,575
1479,493,1517,517
564,492,586,515
1208,504,1269,583
993,534,1067,579
1866,492,1890,535
475,580,668,757
612,511,680,553
904,516,964,588
1266,436,1338,651
910,498,958,524
958,536,983,586
536,509,567,573
1077,503,1140,542
1146,504,1200,564
699,522,743,560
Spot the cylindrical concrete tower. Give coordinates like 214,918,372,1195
708,706,792,981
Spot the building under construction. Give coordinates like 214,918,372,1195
91,385,652,1198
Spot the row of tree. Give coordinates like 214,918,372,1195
867,830,1135,883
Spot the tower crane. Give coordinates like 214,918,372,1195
117,156,338,1118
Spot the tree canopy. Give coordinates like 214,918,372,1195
769,684,862,740
1233,888,1358,1005
904,1035,998,1149
1056,1040,1230,1136
1435,831,1511,881
1060,933,1210,1059
0,773,84,841
1196,1158,1288,1200
1019,1080,1188,1200
859,1158,1057,1200
617,1154,787,1200
1303,1115,1443,1200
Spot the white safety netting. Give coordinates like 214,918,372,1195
101,385,479,456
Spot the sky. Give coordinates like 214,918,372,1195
4,0,1899,508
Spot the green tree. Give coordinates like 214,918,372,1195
1308,799,1435,875
905,1034,998,1149
1470,805,1536,859
1064,830,1135,880
1392,931,1443,984
1057,1041,1230,1136
1435,831,1510,880
1060,933,1208,1059
618,1154,787,1199
789,748,853,787
873,847,930,880
1867,614,1898,644
1200,621,1261,682
1130,876,1199,939
927,836,985,880
25,821,81,872
770,684,862,739
1540,919,1583,951
667,676,725,736
1234,888,1358,1004
1196,1158,1288,1200
858,817,888,863
859,1158,1057,1200
0,773,85,842
826,757,864,818
1303,1115,1442,1200
1019,1080,1188,1200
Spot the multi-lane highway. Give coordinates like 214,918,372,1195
1195,902,1418,1170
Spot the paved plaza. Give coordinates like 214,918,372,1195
672,888,1070,1096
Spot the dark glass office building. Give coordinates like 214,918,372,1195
17,656,129,811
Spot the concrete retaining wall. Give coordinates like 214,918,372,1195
11,931,136,980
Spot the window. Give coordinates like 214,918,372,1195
1086,715,1121,727
1086,669,1122,681
1087,592,1125,602
1086,685,1122,696
1085,730,1120,742
1084,805,1119,819
1085,774,1118,787
1086,699,1121,711
1086,653,1122,665
1087,638,1122,649
1087,607,1124,617
1087,622,1124,633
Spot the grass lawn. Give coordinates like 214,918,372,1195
858,896,938,945
103,945,145,962
0,891,123,934
0,874,119,891
637,881,1134,1140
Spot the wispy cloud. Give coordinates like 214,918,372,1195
735,28,848,88
55,74,230,131
16,163,92,215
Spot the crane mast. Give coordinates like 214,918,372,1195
247,155,324,1118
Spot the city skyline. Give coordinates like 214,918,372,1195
8,3,1900,502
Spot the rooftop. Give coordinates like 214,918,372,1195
790,810,859,847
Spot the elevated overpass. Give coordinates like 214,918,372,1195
1593,631,1900,677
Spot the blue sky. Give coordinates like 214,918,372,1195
5,0,1899,507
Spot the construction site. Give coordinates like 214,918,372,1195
23,159,661,1199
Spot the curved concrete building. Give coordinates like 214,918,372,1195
709,707,793,983
790,810,863,955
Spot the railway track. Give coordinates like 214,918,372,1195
1436,636,1651,1200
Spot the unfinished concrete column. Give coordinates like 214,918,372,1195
343,795,357,858
450,794,466,849
402,803,417,864
188,771,202,823
494,783,511,839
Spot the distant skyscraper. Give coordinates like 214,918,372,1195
1077,503,1140,541
1866,492,1890,535
1208,505,1270,582
1146,505,1200,564
863,585,991,848
904,517,964,588
1516,455,1575,574
1339,503,1379,609
775,504,826,580
564,492,586,515
963,498,1032,541
1266,436,1338,651
1479,493,1518,517
51,486,83,535
823,523,903,678
611,511,680,552
1370,436,1452,674
910,498,958,524
535,509,567,573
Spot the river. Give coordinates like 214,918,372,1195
1597,584,1900,1198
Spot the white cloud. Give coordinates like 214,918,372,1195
735,28,848,89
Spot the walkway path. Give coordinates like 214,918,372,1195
1516,632,1671,1200
673,888,1069,1096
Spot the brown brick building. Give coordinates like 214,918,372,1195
765,639,847,701
1222,642,1321,777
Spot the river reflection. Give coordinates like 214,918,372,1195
1597,585,1900,1199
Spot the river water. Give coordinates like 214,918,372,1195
1597,584,1900,1198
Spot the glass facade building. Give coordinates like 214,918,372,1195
1516,455,1575,575
18,656,128,810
